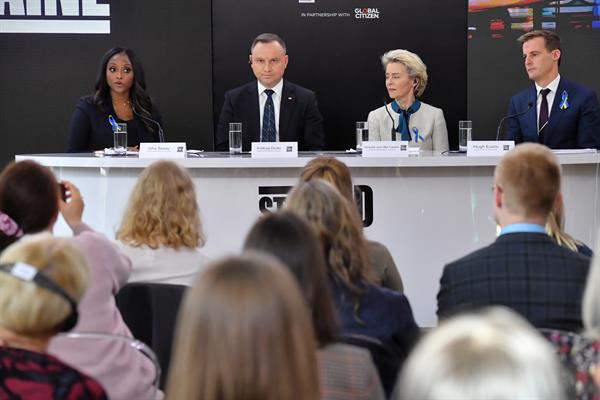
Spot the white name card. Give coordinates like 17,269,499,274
467,141,515,156
139,142,187,159
362,141,412,157
251,142,298,158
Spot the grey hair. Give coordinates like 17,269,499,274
250,33,287,54
397,307,566,400
582,234,600,338
381,49,428,97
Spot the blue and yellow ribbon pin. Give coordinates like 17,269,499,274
560,90,569,110
412,127,425,143
108,115,121,133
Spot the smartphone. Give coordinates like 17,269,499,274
59,183,68,202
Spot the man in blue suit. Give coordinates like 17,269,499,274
216,33,325,151
505,30,600,149
437,143,590,331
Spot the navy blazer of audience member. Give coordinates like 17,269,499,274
504,30,600,149
506,78,600,149
215,33,325,152
216,80,325,151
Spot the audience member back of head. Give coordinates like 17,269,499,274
243,210,385,400
167,253,320,400
397,307,566,400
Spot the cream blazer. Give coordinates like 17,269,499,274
367,101,449,152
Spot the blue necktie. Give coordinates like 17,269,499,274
262,89,277,142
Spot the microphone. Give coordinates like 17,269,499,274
382,98,396,141
132,105,165,143
495,102,533,141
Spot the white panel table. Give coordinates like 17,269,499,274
16,151,600,326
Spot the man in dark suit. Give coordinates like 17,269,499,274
216,33,325,151
437,143,591,331
505,30,600,149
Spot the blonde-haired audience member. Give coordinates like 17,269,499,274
167,253,320,400
0,236,107,399
397,307,566,400
546,196,593,256
300,155,404,292
117,160,210,285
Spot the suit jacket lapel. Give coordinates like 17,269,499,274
547,79,567,136
526,86,538,140
248,82,260,142
279,81,294,140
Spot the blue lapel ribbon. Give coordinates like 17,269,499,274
108,115,120,132
559,90,569,110
412,127,425,143
391,99,421,141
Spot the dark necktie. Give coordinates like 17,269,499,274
538,88,551,144
261,89,276,142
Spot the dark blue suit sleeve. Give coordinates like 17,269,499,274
67,100,92,152
303,92,326,150
577,90,600,149
504,96,523,143
216,92,234,151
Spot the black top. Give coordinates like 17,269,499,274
67,95,163,152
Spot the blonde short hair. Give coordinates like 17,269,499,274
495,143,560,218
0,235,88,336
397,307,566,400
381,49,428,97
117,160,205,249
167,253,319,400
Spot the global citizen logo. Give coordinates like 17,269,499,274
0,0,110,34
355,7,380,19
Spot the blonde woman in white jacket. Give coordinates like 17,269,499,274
367,49,449,153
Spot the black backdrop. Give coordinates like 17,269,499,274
212,0,467,151
1,0,467,167
0,0,213,168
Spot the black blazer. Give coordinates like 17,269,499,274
67,95,163,152
437,232,591,331
216,80,325,151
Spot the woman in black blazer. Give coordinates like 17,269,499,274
67,47,163,152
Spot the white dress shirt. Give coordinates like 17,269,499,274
257,79,283,141
535,74,560,132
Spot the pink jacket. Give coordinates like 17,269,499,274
48,223,162,400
